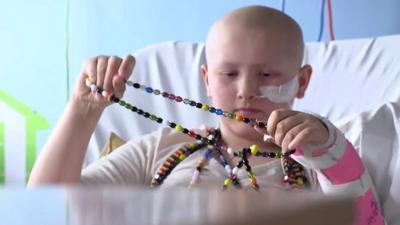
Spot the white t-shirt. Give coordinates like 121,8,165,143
81,127,319,192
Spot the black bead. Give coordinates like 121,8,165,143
189,101,196,106
196,103,202,108
243,117,251,123
268,152,276,158
257,122,266,128
156,118,163,123
131,106,137,112
110,95,119,103
195,134,202,140
137,109,144,115
182,128,189,134
143,112,150,118
168,122,176,128
133,83,140,88
209,107,216,113
162,92,169,97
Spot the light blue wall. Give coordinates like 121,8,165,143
0,0,399,184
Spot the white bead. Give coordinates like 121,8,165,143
232,167,239,175
90,84,98,92
224,165,231,174
263,134,273,142
101,90,108,97
227,148,234,155
162,120,170,127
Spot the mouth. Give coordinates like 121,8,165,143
235,108,264,118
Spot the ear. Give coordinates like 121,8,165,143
200,64,212,98
295,64,312,99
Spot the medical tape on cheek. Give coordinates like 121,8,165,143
258,76,299,103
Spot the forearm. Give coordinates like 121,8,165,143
291,118,385,225
28,99,103,186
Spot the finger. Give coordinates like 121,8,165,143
82,57,98,83
280,122,308,152
113,75,126,98
267,109,298,137
287,127,315,150
96,56,108,89
104,56,122,93
118,55,135,81
270,112,302,145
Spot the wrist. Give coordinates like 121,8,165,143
68,94,105,121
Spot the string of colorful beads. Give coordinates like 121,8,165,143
85,76,306,189
125,81,267,129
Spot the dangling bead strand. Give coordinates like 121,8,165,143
125,81,267,129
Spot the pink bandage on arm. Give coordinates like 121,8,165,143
321,142,364,185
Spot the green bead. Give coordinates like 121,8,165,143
119,100,126,106
149,115,157,121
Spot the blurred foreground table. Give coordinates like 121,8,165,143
0,186,354,225
66,186,354,225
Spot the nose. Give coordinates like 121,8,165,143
236,75,260,100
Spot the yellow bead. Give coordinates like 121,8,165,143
224,178,232,186
175,125,183,132
250,144,258,156
296,178,304,186
179,154,186,161
201,104,209,111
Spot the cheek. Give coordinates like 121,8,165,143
208,79,236,105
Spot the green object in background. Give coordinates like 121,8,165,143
0,123,4,184
0,90,49,184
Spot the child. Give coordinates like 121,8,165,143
28,5,384,224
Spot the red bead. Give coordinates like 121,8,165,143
188,131,196,138
168,94,176,100
175,96,183,102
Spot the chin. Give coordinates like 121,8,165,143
226,121,263,140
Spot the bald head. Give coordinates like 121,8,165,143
205,6,304,67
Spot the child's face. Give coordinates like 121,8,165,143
201,26,311,137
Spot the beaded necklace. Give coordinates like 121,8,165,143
85,77,307,190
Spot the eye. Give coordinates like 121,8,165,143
261,73,271,77
220,72,238,77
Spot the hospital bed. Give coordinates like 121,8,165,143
87,35,400,224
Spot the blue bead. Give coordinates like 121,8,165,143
145,87,153,93
216,109,223,115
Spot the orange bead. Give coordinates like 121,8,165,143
235,115,244,121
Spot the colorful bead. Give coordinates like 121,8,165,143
175,125,183,132
235,115,243,121
215,109,223,115
201,104,209,111
250,144,258,156
224,178,232,186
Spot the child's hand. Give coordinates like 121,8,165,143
72,55,135,113
255,109,329,152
